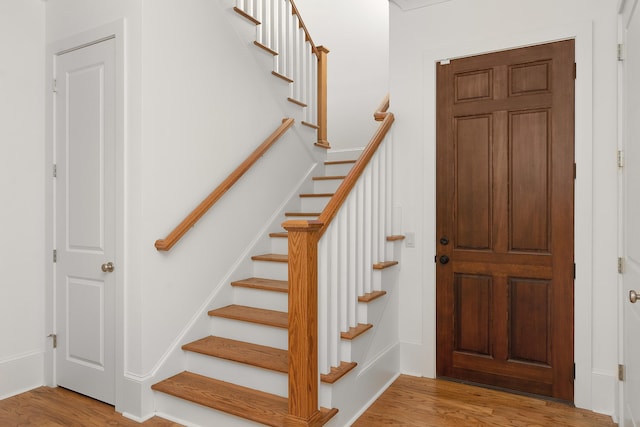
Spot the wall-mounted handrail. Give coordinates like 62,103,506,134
155,118,295,251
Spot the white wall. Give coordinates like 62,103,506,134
46,0,321,418
0,0,46,399
294,0,389,150
390,0,618,418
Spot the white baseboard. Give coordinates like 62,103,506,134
0,350,44,400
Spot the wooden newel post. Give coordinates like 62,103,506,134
316,46,330,149
283,219,323,426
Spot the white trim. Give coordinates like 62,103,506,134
45,18,126,412
389,0,452,11
0,351,44,400
344,372,401,426
421,21,594,409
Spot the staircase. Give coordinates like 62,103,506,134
151,2,401,425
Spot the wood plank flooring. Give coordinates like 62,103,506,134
0,375,617,426
353,375,617,427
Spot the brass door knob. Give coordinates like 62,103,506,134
101,262,114,273
630,290,638,304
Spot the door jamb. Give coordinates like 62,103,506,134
44,19,125,411
422,21,593,410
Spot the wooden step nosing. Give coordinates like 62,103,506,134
253,40,278,56
231,277,289,293
299,193,334,198
313,175,346,181
271,70,293,83
208,305,288,329
284,212,321,217
325,160,357,165
233,7,261,25
373,260,399,270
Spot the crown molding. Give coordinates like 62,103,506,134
389,0,451,11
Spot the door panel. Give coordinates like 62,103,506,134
55,38,116,405
436,40,575,401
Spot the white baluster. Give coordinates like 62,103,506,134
371,156,380,269
318,234,329,374
347,194,357,328
378,148,387,267
355,180,365,297
363,169,373,295
339,206,348,335
329,220,339,369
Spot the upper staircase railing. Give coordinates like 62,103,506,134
234,0,330,148
283,98,394,425
155,118,294,251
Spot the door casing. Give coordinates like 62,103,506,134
418,21,595,410
45,20,125,411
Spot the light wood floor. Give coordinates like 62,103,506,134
0,375,617,426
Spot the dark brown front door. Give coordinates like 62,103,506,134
435,40,575,401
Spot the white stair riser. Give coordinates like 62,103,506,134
324,163,355,176
252,260,288,280
270,236,288,254
210,317,288,349
326,150,363,162
313,178,343,193
154,391,262,427
340,332,370,363
233,286,288,312
185,352,288,397
300,196,332,212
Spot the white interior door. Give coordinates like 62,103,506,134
622,0,640,425
54,37,116,405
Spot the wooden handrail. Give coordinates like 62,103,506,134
373,93,390,121
317,112,395,238
289,0,317,54
155,118,295,251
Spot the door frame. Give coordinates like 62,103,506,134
45,20,125,410
420,21,594,409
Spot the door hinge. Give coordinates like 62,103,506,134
47,333,57,349
53,164,57,178
618,150,625,168
573,363,576,379
573,63,577,79
618,257,625,274
618,43,625,61
574,163,577,179
53,79,57,93
619,364,625,381
53,249,57,263
573,263,576,279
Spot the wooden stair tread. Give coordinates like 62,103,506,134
251,253,288,263
209,305,288,328
284,212,321,217
373,260,399,270
358,290,387,303
233,6,260,25
183,336,355,383
231,277,288,293
299,193,334,198
341,323,373,340
322,361,358,384
269,232,288,238
152,372,338,427
387,234,406,241
183,336,288,373
325,160,356,165
313,175,346,181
